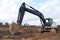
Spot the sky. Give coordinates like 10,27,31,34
0,0,60,25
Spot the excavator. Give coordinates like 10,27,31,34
9,2,57,35
17,2,57,32
17,2,52,26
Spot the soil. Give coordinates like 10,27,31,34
0,25,60,40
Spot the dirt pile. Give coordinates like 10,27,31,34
0,24,60,40
50,29,56,34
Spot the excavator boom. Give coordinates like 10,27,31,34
17,2,45,25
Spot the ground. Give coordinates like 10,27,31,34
0,26,60,40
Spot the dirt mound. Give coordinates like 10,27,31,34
0,24,60,40
50,29,56,34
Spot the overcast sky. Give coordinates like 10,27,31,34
0,0,60,25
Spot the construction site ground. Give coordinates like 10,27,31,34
0,26,60,40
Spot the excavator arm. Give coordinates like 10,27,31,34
17,2,45,25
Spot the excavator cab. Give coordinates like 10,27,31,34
45,18,53,26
